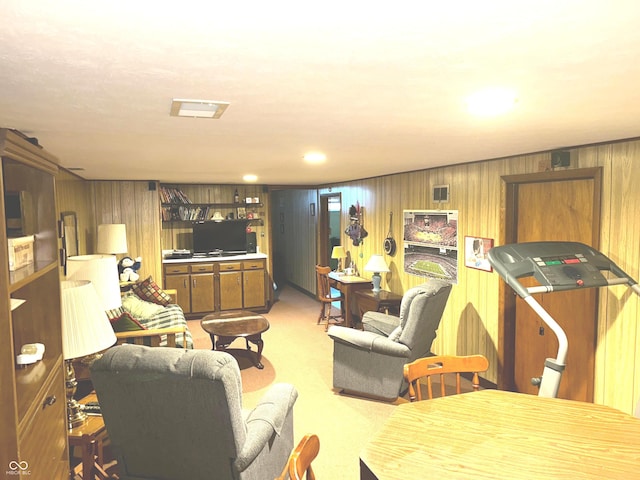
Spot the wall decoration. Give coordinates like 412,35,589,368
403,210,458,283
345,202,368,246
464,236,494,272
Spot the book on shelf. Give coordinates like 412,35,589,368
159,186,192,204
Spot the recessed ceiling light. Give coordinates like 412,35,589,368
303,152,327,164
466,88,518,117
243,174,258,182
170,99,230,119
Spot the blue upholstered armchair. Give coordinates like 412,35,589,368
327,280,452,401
91,344,298,480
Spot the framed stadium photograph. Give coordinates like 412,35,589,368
403,210,458,283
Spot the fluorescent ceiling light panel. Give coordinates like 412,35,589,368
170,99,230,119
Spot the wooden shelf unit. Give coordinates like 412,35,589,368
0,129,69,479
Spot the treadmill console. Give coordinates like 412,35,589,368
531,254,607,289
487,241,624,297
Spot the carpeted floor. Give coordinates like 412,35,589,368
187,284,476,479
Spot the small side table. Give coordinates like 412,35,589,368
355,289,403,318
68,393,111,480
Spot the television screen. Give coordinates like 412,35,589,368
192,221,247,254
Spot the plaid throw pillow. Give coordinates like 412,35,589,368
132,276,172,306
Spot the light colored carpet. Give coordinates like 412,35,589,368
188,285,476,479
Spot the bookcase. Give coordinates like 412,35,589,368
0,129,68,478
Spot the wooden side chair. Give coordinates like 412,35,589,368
276,434,320,480
403,354,489,401
315,265,343,332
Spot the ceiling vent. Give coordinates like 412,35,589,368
170,99,230,119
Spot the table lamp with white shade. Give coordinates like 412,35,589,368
97,223,128,255
66,254,122,311
331,245,347,272
61,280,117,428
364,254,390,293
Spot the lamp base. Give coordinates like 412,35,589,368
65,359,87,429
371,273,382,293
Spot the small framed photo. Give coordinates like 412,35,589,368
237,207,246,219
464,236,494,272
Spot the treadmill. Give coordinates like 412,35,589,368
487,241,640,398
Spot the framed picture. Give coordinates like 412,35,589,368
464,236,494,272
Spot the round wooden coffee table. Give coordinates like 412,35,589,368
201,310,270,369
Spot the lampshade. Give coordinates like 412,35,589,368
364,254,390,273
66,254,122,310
60,280,117,360
331,246,346,259
97,223,128,254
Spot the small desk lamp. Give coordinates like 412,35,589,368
364,254,390,293
331,245,347,272
61,280,117,429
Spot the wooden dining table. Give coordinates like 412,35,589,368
360,389,640,479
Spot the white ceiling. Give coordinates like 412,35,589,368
2,1,640,186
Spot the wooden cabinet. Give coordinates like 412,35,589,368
163,257,267,316
0,129,68,478
164,263,215,314
190,264,215,313
243,261,266,309
219,262,243,310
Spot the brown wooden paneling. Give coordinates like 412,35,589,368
319,140,640,414
54,138,640,415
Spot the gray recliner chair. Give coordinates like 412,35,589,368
90,344,298,480
327,280,452,401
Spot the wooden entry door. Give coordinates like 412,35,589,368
501,168,602,402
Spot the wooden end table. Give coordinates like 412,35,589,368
201,310,270,369
355,289,403,318
68,393,111,480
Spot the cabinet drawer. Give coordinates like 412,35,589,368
165,264,189,274
190,264,214,273
243,260,265,270
219,262,241,271
20,368,67,478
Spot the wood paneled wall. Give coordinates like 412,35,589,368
319,139,640,415
56,173,163,283
55,138,640,415
56,178,272,293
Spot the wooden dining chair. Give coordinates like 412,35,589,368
403,354,489,401
276,434,320,480
315,265,343,332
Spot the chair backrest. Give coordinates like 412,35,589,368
404,354,490,401
276,434,320,480
395,280,452,360
90,344,247,480
315,265,332,301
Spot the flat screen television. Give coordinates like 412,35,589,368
192,221,248,255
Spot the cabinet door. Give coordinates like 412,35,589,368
243,269,266,309
219,272,243,310
190,273,215,313
165,274,191,313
